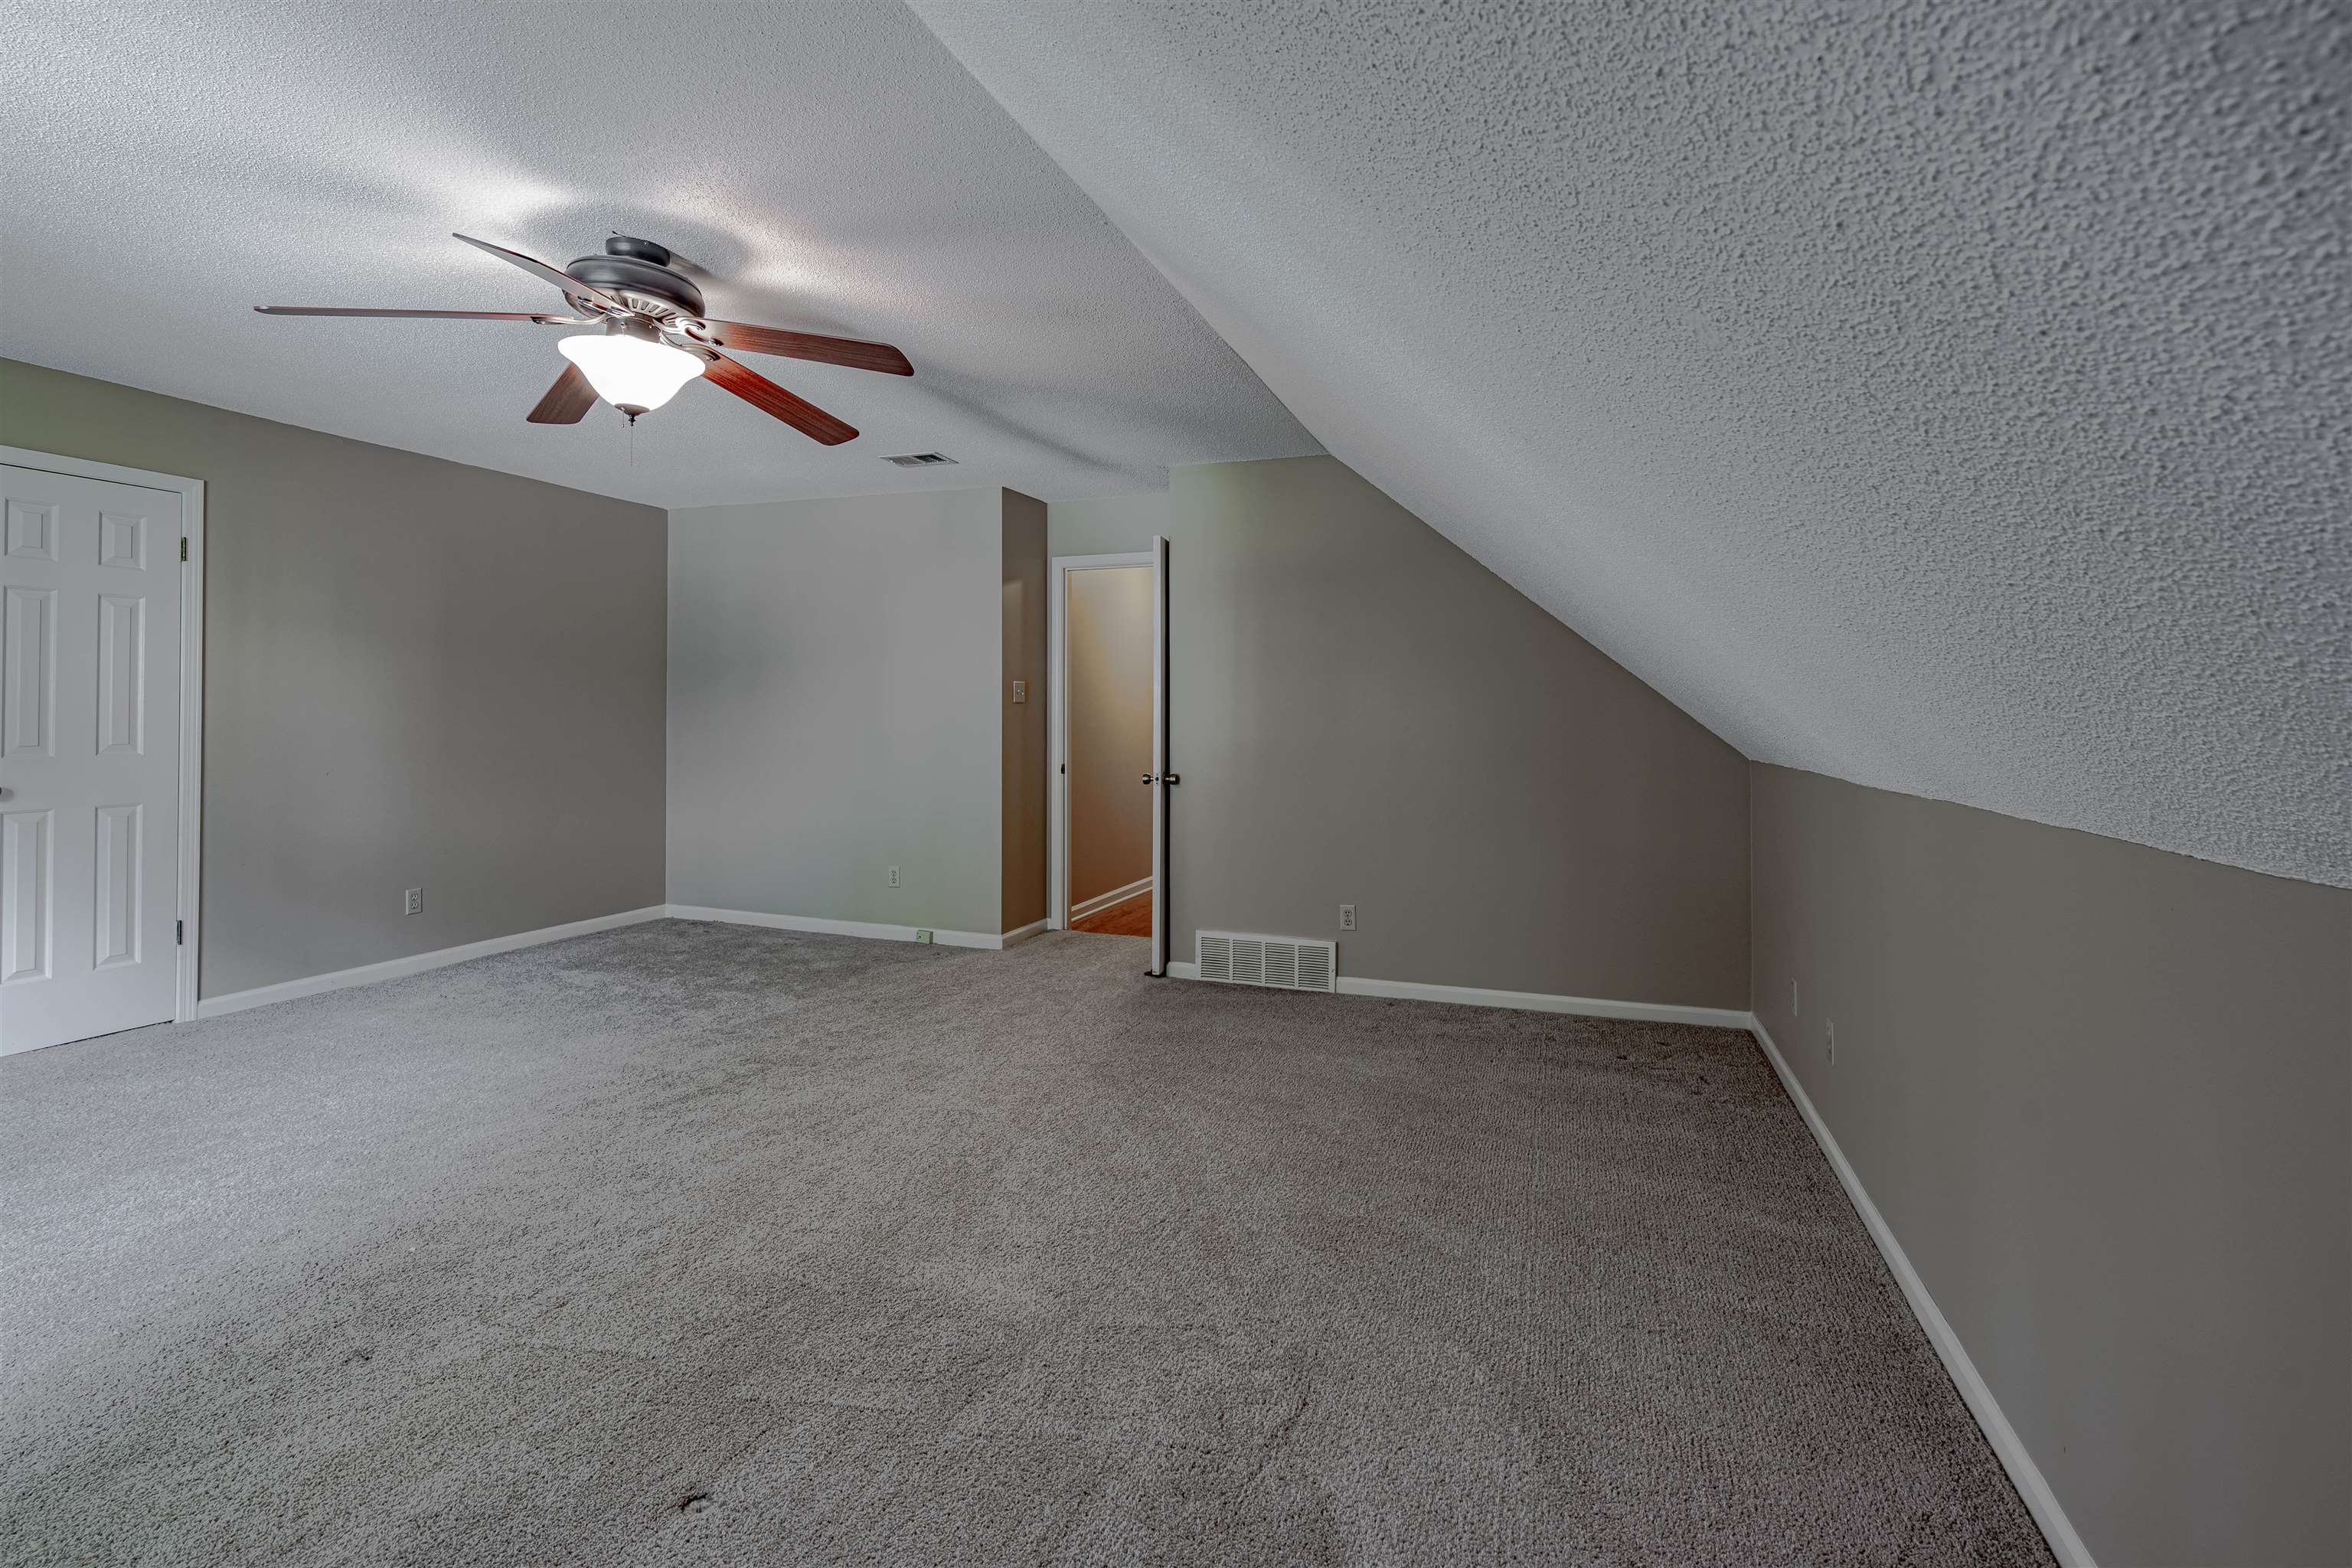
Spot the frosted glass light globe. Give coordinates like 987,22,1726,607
557,332,704,414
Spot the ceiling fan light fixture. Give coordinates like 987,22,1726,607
557,323,703,416
257,233,892,442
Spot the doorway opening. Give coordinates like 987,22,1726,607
1048,547,1167,968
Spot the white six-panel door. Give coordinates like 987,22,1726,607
2,464,183,1054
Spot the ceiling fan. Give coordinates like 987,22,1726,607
256,234,911,443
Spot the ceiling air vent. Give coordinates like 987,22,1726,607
1197,931,1337,992
882,452,958,468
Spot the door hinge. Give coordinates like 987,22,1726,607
180,537,188,562
177,919,185,945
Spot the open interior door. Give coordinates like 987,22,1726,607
1148,534,1170,976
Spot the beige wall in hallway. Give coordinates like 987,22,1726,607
1749,763,2352,1566
1066,566,1155,906
0,358,668,999
1050,457,1748,1007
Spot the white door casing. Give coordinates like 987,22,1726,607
2,462,188,1054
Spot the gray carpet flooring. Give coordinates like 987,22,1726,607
1,920,2050,1566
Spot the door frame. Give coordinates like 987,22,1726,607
1047,550,1154,936
2,446,205,1024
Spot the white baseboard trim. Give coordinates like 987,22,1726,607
193,905,1059,1022
1335,975,1752,1030
1748,1018,2092,1566
1161,959,1749,1029
195,905,669,1019
1070,877,1152,922
1163,959,1748,1029
662,904,1021,951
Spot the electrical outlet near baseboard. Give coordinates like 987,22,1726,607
403,887,423,917
888,865,900,888
1826,1019,1836,1066
1338,903,1357,932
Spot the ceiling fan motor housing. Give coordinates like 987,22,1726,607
564,236,705,322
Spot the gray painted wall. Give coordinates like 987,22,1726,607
1048,491,1171,547
1051,457,1749,1007
667,489,1008,936
1001,492,1047,934
1066,566,1154,905
1749,763,2352,1566
0,358,667,999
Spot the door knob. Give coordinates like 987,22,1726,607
1140,773,1181,786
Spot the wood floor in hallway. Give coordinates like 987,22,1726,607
1070,891,1151,936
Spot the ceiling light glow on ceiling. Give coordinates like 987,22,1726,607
557,327,704,418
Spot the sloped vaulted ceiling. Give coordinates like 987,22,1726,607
914,0,2352,888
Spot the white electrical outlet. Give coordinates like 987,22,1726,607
888,865,900,888
1011,680,1027,704
1338,903,1357,931
403,887,423,916
1792,978,1799,1015
1826,1020,1836,1065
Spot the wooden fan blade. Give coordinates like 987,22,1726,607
688,320,913,376
527,364,598,425
255,306,588,322
452,233,625,313
700,351,858,445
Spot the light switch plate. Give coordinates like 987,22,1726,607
1011,680,1027,704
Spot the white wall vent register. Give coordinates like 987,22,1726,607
1196,931,1337,992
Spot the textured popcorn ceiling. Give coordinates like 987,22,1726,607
0,2,1314,506
916,0,2352,887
